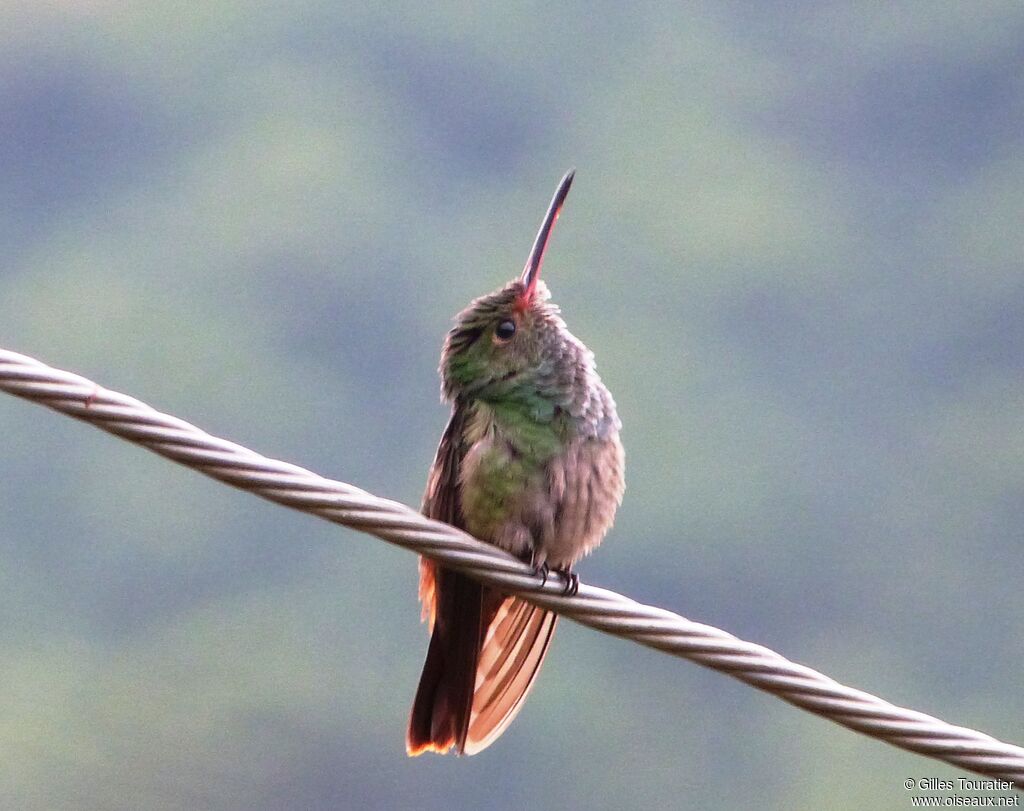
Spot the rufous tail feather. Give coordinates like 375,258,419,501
407,563,556,756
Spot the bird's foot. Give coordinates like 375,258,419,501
557,569,581,593
552,567,579,597
530,556,550,588
529,552,578,596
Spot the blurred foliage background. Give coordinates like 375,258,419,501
1,3,1022,809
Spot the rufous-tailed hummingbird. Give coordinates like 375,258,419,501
407,171,625,756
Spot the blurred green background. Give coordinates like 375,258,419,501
2,3,1022,809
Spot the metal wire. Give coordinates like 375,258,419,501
1,346,1022,787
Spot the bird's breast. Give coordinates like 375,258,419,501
459,412,548,559
459,403,624,569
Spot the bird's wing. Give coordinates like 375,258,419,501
418,401,469,629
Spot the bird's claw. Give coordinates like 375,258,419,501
558,569,579,597
529,552,578,596
532,560,550,587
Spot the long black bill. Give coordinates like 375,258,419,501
521,169,575,293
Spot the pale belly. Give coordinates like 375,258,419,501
459,428,624,570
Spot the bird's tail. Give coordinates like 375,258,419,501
407,560,557,756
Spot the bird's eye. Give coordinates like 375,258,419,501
494,319,517,342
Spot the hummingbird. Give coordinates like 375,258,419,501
406,170,625,756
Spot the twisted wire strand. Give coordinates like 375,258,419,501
1,346,1021,786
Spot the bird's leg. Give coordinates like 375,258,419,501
528,549,578,596
561,565,577,598
552,566,579,597
529,549,549,588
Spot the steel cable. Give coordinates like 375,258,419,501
1,347,1021,786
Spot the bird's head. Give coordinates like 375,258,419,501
440,171,588,413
